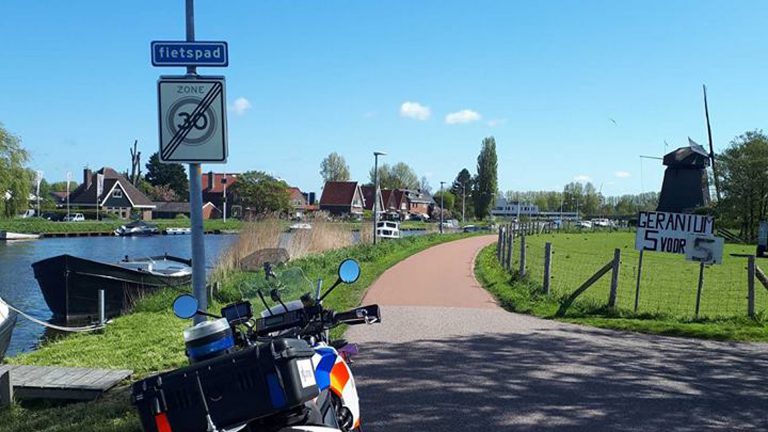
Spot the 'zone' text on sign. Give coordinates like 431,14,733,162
635,211,714,254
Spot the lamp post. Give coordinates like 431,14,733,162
439,181,445,234
66,171,71,221
461,182,466,224
372,151,386,245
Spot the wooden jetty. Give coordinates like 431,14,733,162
0,365,132,403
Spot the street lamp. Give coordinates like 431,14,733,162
439,181,445,234
222,174,228,222
373,151,386,245
461,182,466,224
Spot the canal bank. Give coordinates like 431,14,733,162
0,233,475,432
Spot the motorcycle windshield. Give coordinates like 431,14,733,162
242,267,313,303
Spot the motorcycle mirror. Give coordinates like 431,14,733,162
172,294,199,319
338,259,361,284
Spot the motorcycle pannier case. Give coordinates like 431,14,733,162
131,338,319,432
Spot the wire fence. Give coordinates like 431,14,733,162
494,226,768,320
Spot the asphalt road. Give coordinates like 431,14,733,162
346,235,768,431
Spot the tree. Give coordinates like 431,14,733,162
145,152,189,197
474,137,498,219
145,184,179,202
419,176,432,194
717,130,768,240
451,168,474,218
320,152,350,182
368,162,419,189
229,171,291,215
49,181,77,192
433,190,456,211
0,124,31,218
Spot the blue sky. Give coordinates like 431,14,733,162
1,1,766,196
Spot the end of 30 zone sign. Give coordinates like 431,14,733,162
158,76,228,164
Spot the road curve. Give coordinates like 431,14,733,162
346,235,768,432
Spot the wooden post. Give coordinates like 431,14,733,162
748,256,756,319
519,235,527,277
608,248,621,308
634,250,644,313
695,261,705,319
0,370,11,409
505,229,513,270
496,227,503,262
756,264,768,291
543,242,552,294
98,289,106,327
556,259,614,317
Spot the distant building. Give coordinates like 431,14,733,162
319,181,365,217
202,172,238,218
360,185,384,213
401,189,435,217
68,168,155,219
152,201,220,220
491,197,539,218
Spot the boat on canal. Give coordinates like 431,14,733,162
114,221,159,237
0,231,40,241
32,254,192,323
376,221,400,239
0,296,17,361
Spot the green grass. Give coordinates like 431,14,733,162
0,232,475,432
474,235,768,342
0,218,242,234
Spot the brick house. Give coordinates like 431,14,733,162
319,181,365,217
202,172,238,218
152,201,221,220
402,189,434,217
360,185,384,213
288,187,310,218
68,168,155,219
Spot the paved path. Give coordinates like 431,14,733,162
346,236,768,432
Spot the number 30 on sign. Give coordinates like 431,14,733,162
157,76,228,164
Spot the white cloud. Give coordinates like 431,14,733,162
445,109,482,124
574,175,592,182
487,118,507,127
230,97,252,116
399,101,431,120
615,171,631,178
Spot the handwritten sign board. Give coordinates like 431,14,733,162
684,234,724,264
635,211,714,255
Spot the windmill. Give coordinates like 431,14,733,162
702,85,721,201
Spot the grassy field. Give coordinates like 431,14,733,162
0,218,243,234
475,231,768,341
0,232,474,432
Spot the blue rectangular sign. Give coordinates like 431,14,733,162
151,41,228,67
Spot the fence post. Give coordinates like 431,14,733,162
634,250,644,313
694,261,705,319
519,235,527,277
608,248,621,308
505,229,513,270
98,288,106,327
748,256,756,319
496,226,503,262
543,242,552,294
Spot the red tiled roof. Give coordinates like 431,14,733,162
320,181,360,206
202,172,238,194
360,185,378,210
288,187,304,201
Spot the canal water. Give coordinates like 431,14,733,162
0,234,237,357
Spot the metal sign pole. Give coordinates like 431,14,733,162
186,0,207,324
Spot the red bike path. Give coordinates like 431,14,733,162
346,235,768,432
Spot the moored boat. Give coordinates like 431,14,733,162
0,296,17,361
114,221,159,237
376,221,400,239
32,254,192,323
0,231,40,241
164,227,192,235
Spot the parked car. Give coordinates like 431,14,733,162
591,218,612,228
463,224,480,233
576,220,592,229
63,213,85,222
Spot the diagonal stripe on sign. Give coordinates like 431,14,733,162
162,82,223,161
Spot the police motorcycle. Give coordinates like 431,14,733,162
131,259,381,432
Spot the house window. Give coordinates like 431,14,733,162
112,189,123,199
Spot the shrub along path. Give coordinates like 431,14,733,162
346,235,768,432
